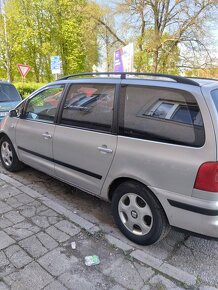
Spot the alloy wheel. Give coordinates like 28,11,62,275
118,192,153,236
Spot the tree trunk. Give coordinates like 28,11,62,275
153,49,159,73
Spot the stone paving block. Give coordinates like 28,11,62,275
4,245,32,268
55,220,80,236
35,204,50,214
0,216,13,229
46,226,70,243
105,234,134,252
38,208,59,217
130,249,163,269
48,216,63,225
0,251,15,279
0,251,10,268
141,286,151,290
0,174,23,187
149,274,185,290
36,232,58,250
140,231,186,261
4,221,40,241
38,248,78,276
5,197,23,208
0,264,15,279
4,261,53,290
36,209,63,226
199,286,218,290
0,231,15,250
134,263,155,282
4,211,25,224
159,262,197,286
102,257,144,290
19,235,48,258
0,281,10,290
44,280,68,290
58,272,98,290
31,216,50,228
0,201,12,214
40,197,94,229
13,194,34,205
18,204,37,218
0,186,21,200
86,225,100,234
110,285,127,290
19,185,42,199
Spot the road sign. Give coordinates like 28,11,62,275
17,64,31,77
51,56,61,74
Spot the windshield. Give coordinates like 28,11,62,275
0,83,21,102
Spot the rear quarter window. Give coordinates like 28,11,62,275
120,85,205,147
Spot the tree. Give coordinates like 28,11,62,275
84,2,127,71
102,0,218,73
0,0,99,81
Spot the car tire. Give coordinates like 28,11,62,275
0,136,24,172
112,181,170,245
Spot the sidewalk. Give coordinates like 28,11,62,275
0,173,216,290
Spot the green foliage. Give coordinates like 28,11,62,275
13,82,46,99
134,29,180,74
0,0,99,82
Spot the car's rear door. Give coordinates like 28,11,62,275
53,79,119,195
15,85,64,175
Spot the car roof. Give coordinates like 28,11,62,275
0,80,14,85
55,72,218,88
187,77,218,87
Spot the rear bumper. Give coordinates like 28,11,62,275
151,187,218,238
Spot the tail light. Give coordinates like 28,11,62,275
194,162,218,192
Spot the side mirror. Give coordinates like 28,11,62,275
9,109,18,118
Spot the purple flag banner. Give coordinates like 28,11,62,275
114,43,134,72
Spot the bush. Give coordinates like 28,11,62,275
13,82,46,99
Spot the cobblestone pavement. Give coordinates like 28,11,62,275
0,164,218,290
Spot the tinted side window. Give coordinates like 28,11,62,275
25,87,64,123
120,86,205,147
61,84,115,132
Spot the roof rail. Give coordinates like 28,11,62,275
189,76,218,81
57,72,200,86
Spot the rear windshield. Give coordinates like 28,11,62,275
211,89,218,112
0,83,21,102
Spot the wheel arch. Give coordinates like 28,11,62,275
0,132,8,141
108,177,169,223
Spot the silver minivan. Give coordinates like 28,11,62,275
1,72,218,245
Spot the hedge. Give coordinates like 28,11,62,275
13,82,46,99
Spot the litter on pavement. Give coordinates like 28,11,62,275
85,255,100,266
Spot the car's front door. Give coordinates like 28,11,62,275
53,82,118,195
15,85,64,175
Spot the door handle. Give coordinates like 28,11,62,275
42,132,52,139
97,145,113,154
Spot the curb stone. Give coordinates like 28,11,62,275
0,173,197,287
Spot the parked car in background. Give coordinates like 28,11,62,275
0,72,218,245
0,81,22,123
